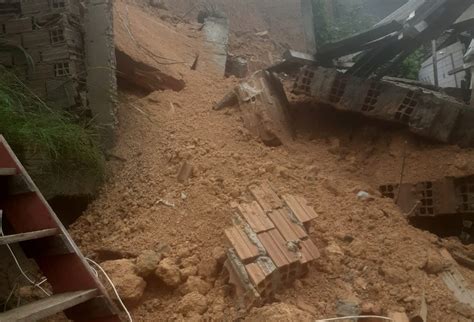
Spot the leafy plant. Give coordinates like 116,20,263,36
312,0,377,46
390,49,426,80
0,66,105,193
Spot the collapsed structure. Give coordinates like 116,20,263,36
293,65,474,146
217,0,474,248
291,0,474,146
224,182,319,307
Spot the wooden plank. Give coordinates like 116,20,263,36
0,289,98,322
238,201,274,233
439,248,474,309
0,228,59,245
225,227,259,263
249,182,284,212
0,167,16,176
267,209,307,242
258,229,299,270
282,194,318,224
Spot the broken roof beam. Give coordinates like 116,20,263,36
317,21,403,60
348,0,473,79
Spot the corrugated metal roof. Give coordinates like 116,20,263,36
375,0,425,26
455,4,474,24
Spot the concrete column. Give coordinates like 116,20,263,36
84,0,118,148
300,0,317,54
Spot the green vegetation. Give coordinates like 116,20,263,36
312,0,377,46
391,49,426,80
311,0,426,80
0,66,105,194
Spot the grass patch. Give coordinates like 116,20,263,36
0,66,105,195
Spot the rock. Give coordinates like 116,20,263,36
360,302,382,315
177,161,194,184
136,250,162,278
274,165,290,179
212,246,227,265
101,259,146,306
296,298,317,315
17,286,45,300
198,257,219,278
180,276,212,295
181,266,198,279
379,265,408,284
155,258,182,287
357,191,374,201
181,254,200,268
245,303,313,321
423,254,448,274
326,242,344,256
177,292,208,315
149,0,167,9
304,165,320,181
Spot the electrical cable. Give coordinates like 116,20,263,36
85,258,133,322
315,316,393,322
0,211,51,297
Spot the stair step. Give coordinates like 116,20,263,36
0,168,16,176
0,289,99,322
0,228,59,245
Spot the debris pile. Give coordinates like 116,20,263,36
224,182,319,307
293,66,474,146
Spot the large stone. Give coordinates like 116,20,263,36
379,265,408,284
181,266,198,279
101,259,146,306
180,276,212,295
155,258,182,287
212,246,227,265
177,291,208,315
423,253,449,274
198,257,219,278
136,250,162,278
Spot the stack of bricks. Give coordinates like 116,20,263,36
224,182,320,307
0,0,86,109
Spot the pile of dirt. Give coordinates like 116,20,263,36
69,1,474,321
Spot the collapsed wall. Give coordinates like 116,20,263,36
293,66,474,147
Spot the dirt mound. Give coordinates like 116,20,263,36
160,0,305,51
68,1,474,321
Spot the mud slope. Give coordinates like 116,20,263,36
69,2,474,321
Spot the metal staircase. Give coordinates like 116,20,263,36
0,136,122,321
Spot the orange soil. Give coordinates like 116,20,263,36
70,1,474,321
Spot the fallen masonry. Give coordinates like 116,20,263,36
224,181,319,308
380,175,474,217
293,66,474,147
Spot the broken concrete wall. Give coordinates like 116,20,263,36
197,17,229,77
84,0,118,148
232,70,293,146
293,66,470,146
